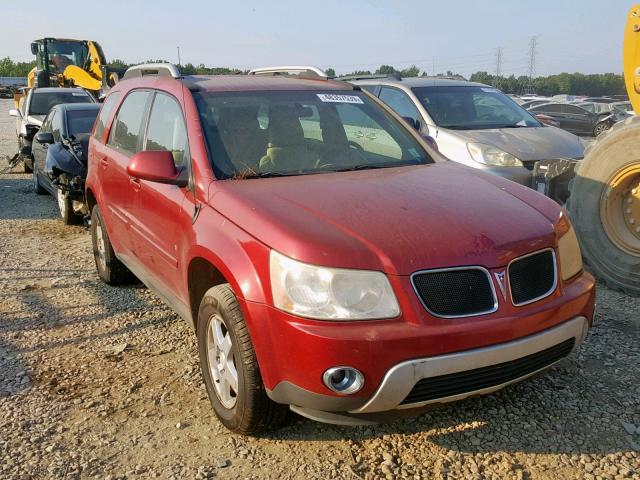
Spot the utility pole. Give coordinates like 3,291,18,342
525,36,538,95
494,47,503,88
177,46,181,66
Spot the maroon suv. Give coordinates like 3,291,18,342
86,64,595,434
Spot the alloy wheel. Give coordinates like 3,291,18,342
206,314,238,409
95,218,107,271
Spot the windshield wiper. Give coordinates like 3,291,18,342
241,171,291,179
334,163,411,172
495,123,529,128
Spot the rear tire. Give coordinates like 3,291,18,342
90,204,135,285
197,284,287,434
23,160,33,174
567,116,640,295
32,167,46,194
592,121,610,137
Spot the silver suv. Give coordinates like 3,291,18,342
345,76,585,202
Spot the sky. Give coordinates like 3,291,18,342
0,0,630,78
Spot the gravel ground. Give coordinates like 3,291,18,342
0,97,638,480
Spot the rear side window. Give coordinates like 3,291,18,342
108,91,150,154
94,92,121,140
144,93,188,167
563,105,587,115
532,104,561,113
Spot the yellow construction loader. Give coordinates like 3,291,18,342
565,4,640,295
15,37,124,107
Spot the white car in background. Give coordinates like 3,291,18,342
345,76,584,202
9,87,94,172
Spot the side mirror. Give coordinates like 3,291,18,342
9,108,21,118
127,151,187,187
421,135,438,152
36,132,54,144
402,116,419,130
30,42,38,55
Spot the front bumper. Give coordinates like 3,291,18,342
247,269,594,422
531,158,578,204
285,316,588,425
352,315,587,414
471,159,579,204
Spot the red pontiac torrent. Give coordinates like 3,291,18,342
86,64,595,434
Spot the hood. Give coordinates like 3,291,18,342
26,115,45,127
442,125,584,161
209,162,561,275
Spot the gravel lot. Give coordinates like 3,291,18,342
0,97,638,480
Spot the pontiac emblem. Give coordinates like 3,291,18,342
494,271,508,301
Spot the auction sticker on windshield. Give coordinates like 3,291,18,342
317,94,364,104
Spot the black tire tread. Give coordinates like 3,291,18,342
566,116,640,296
90,205,136,285
199,284,287,434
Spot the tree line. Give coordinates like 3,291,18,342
0,56,626,96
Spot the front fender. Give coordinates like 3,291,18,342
188,206,271,305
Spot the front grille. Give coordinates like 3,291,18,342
509,250,556,305
411,268,496,318
400,337,575,405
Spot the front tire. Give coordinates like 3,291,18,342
197,284,287,434
90,205,135,285
57,189,82,225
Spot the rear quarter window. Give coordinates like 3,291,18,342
94,92,121,141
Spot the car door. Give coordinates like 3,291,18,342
100,90,152,257
532,104,570,131
129,91,193,298
562,104,597,135
32,110,57,193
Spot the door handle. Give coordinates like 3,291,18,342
129,177,141,191
366,132,377,140
354,131,365,138
99,156,108,168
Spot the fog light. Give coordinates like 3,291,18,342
322,367,364,395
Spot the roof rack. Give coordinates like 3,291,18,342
248,66,328,79
122,63,181,81
337,73,402,82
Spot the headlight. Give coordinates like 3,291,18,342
467,143,523,167
270,250,400,320
557,212,583,281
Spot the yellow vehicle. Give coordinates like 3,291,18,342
14,38,124,107
565,4,640,295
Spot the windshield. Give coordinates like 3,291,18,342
66,109,99,137
46,40,89,73
194,90,433,179
413,86,541,130
29,91,93,115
